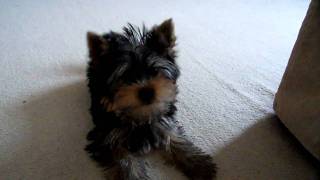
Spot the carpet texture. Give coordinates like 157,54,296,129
0,0,318,179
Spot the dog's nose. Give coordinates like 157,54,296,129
138,87,155,105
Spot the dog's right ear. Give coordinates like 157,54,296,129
87,32,108,59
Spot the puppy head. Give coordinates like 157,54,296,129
87,19,179,123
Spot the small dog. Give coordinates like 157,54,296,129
85,19,216,180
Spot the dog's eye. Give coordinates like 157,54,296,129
149,68,159,76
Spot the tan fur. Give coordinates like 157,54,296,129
101,75,177,121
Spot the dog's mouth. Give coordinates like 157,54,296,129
99,73,177,126
101,75,177,121
122,101,169,118
103,99,171,122
101,93,174,125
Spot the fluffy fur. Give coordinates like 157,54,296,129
85,19,217,180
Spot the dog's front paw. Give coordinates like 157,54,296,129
185,154,217,180
166,137,217,180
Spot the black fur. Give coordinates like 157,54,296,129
85,19,216,179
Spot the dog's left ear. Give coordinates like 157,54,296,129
147,18,176,54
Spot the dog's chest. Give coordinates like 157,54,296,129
108,116,177,154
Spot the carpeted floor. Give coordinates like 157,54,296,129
0,0,318,179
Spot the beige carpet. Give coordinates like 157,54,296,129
0,0,318,179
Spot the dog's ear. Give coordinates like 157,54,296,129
87,32,108,59
147,18,176,54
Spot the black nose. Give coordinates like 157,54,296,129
138,87,155,105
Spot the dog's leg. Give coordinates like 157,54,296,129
86,128,150,180
160,136,216,180
105,155,150,180
154,118,216,180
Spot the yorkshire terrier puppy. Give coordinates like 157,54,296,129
85,19,216,180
